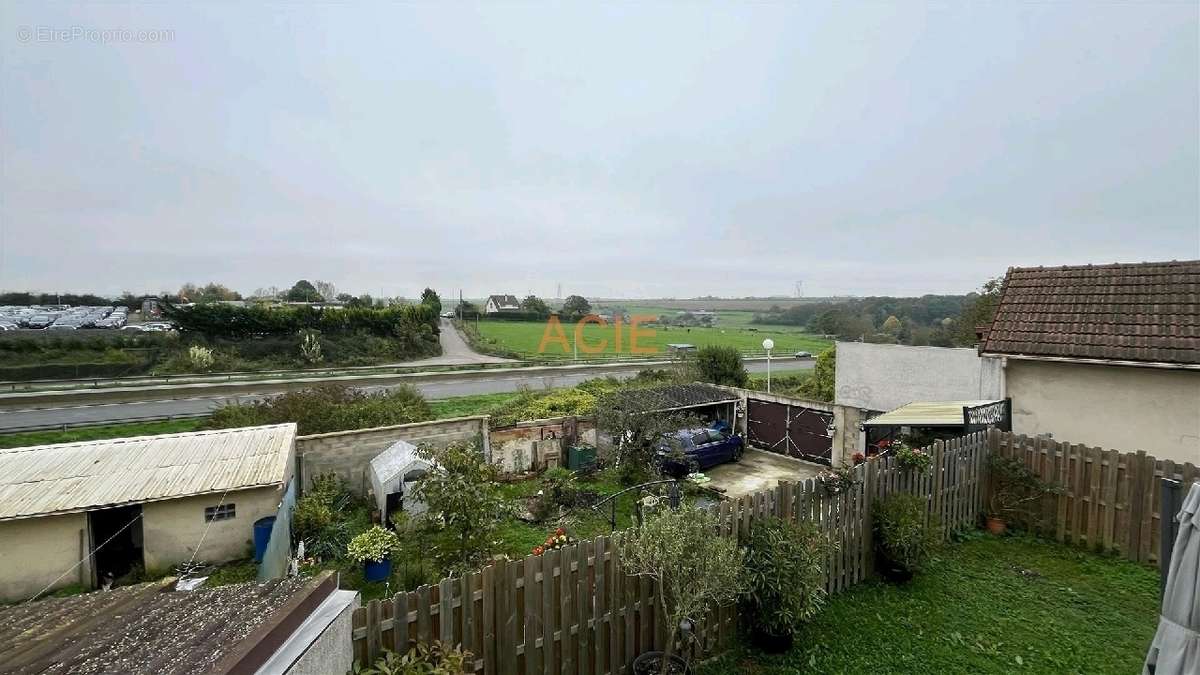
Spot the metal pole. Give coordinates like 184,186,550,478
767,349,772,393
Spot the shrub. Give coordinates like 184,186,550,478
187,345,215,371
987,454,1060,527
541,467,581,508
292,497,334,544
874,493,940,575
352,642,470,675
411,440,508,573
621,503,744,672
347,526,402,563
205,384,431,435
690,345,749,387
740,517,831,638
299,330,323,364
892,441,932,472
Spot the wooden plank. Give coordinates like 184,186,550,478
1055,441,1069,542
1140,452,1156,564
503,560,519,674
1126,451,1145,561
440,578,455,645
561,546,577,675
593,537,608,675
1102,450,1120,552
578,539,594,675
623,551,636,670
460,576,477,672
540,548,558,675
482,566,496,675
416,585,433,646
608,540,623,675
524,554,542,675
638,576,653,656
394,592,411,654
1086,446,1101,549
365,600,382,664
352,606,367,667
1070,444,1086,546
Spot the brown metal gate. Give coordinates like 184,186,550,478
746,398,833,465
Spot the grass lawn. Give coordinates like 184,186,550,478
0,418,204,449
427,391,525,419
475,319,831,358
698,534,1160,675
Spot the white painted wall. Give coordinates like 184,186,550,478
1006,359,1200,465
835,342,1004,412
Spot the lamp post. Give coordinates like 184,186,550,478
762,338,774,393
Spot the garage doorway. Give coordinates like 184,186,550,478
88,504,144,587
746,398,834,465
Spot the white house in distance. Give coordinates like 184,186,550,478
0,424,296,602
978,260,1199,464
484,294,521,314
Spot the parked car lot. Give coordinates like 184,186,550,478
0,305,143,331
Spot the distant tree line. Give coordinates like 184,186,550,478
751,284,1002,347
163,302,440,340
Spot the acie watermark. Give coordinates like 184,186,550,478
15,26,175,44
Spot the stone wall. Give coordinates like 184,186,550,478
296,416,489,496
489,417,598,474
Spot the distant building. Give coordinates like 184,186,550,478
0,424,296,602
485,294,521,314
980,261,1199,464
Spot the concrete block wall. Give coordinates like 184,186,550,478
296,417,488,496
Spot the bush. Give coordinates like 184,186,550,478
352,642,470,675
740,517,831,638
892,441,933,472
188,345,215,371
987,454,1060,527
622,503,744,671
205,384,431,435
347,526,402,563
541,467,581,509
292,497,334,544
690,345,749,387
411,440,509,573
874,493,940,575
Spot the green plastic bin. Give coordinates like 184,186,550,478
566,444,597,471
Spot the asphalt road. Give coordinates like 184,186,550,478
0,359,810,431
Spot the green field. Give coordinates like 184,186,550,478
475,318,830,358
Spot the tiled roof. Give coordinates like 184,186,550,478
0,424,295,521
980,260,1200,365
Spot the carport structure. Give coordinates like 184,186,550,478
861,398,1011,453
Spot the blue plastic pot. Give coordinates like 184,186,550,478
364,558,392,583
253,516,276,563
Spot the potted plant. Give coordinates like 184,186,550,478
873,493,940,583
739,517,831,653
622,503,743,674
816,464,858,496
348,526,402,582
986,454,1059,535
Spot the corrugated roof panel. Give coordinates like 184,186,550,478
0,424,296,521
863,401,998,427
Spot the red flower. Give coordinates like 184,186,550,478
533,546,544,555
555,527,566,536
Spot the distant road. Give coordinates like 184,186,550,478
0,359,810,432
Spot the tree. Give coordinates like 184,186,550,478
335,293,355,303
286,280,322,302
313,280,337,302
882,315,901,333
622,503,744,672
560,295,591,320
799,346,835,402
955,276,1004,346
410,440,508,573
595,388,701,484
520,294,551,318
421,288,442,314
691,345,749,387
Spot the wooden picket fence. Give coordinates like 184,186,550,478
990,431,1198,565
350,432,991,672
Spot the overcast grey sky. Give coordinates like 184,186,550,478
1,2,1197,299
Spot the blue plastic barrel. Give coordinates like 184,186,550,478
253,516,276,563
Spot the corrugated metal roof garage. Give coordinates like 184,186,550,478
0,424,296,521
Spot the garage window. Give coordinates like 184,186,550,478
204,503,236,522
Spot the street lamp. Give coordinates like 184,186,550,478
762,338,774,392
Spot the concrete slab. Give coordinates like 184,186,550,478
705,449,824,499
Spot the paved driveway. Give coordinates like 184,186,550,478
705,449,824,499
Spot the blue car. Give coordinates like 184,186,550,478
656,426,744,476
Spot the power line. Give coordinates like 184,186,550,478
23,512,143,605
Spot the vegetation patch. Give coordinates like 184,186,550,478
205,384,431,435
697,534,1159,675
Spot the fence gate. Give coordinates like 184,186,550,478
746,398,833,465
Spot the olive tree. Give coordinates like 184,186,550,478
410,440,508,573
621,503,743,672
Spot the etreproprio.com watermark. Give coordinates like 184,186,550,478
15,26,175,44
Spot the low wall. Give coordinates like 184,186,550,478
489,416,598,474
296,416,489,496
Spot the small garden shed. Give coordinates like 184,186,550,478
368,440,432,524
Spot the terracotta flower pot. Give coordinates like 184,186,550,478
986,516,1007,536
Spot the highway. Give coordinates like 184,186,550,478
0,359,810,432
